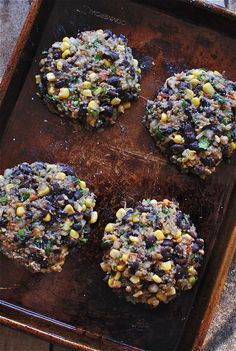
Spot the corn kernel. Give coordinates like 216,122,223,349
89,72,98,81
129,235,139,243
110,249,120,259
62,36,70,43
122,253,129,262
175,229,182,239
123,102,131,110
117,263,126,271
62,49,71,59
133,59,139,67
156,292,167,302
100,262,109,272
35,75,41,84
39,58,45,66
70,229,80,239
105,223,115,233
230,142,236,151
109,234,117,242
47,86,55,95
114,272,121,280
191,97,200,107
58,260,65,266
63,219,73,230
83,81,92,89
60,41,70,52
111,97,121,106
112,280,122,288
64,204,75,215
155,229,165,240
90,211,98,224
132,214,139,223
46,72,56,82
117,45,125,52
191,69,204,77
213,70,221,77
160,261,172,271
82,89,92,97
130,276,140,284
38,186,50,197
43,213,51,222
188,266,196,275
93,87,103,96
79,180,86,189
15,202,23,208
56,60,63,70
116,208,126,221
152,274,162,283
103,59,111,67
203,82,215,96
58,87,70,99
133,291,143,298
141,212,148,224
85,197,94,208
118,105,125,113
56,172,66,180
188,276,197,285
108,277,114,288
166,287,176,296
191,78,199,87
185,89,194,100
5,184,14,193
88,100,99,111
160,112,168,122
81,204,86,212
16,206,25,217
173,134,184,144
150,199,158,205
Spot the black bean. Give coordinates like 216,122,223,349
179,81,190,89
189,141,200,151
104,29,113,38
53,51,61,60
175,264,186,279
196,238,204,248
103,50,119,61
73,190,83,200
78,104,87,117
191,243,200,253
161,246,172,260
55,79,68,88
162,239,174,247
19,163,32,175
102,106,113,117
60,164,75,176
201,156,215,167
185,132,196,142
25,211,33,219
107,76,121,87
175,244,184,255
129,260,139,274
232,127,236,139
174,257,187,265
161,87,169,94
72,222,82,231
107,89,118,98
163,127,174,134
119,33,127,43
145,234,156,248
51,182,61,194
171,144,185,154
34,161,46,170
83,209,91,221
183,123,193,133
121,59,130,67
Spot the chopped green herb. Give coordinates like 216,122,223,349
80,237,88,243
0,194,7,205
198,136,209,150
155,127,165,142
218,97,225,105
92,39,100,48
95,53,101,61
18,229,26,240
119,229,125,236
45,242,53,256
21,192,30,202
91,109,100,117
162,207,170,215
225,130,233,139
222,118,228,126
125,76,129,84
181,100,187,109
110,66,116,75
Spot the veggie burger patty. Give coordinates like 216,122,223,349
101,199,204,307
144,69,236,177
0,162,97,273
35,29,141,129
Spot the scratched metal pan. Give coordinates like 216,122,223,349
0,1,235,350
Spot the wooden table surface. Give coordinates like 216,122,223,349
0,1,235,350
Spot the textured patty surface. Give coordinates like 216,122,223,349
35,29,141,129
101,199,204,307
0,162,97,273
144,69,236,177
